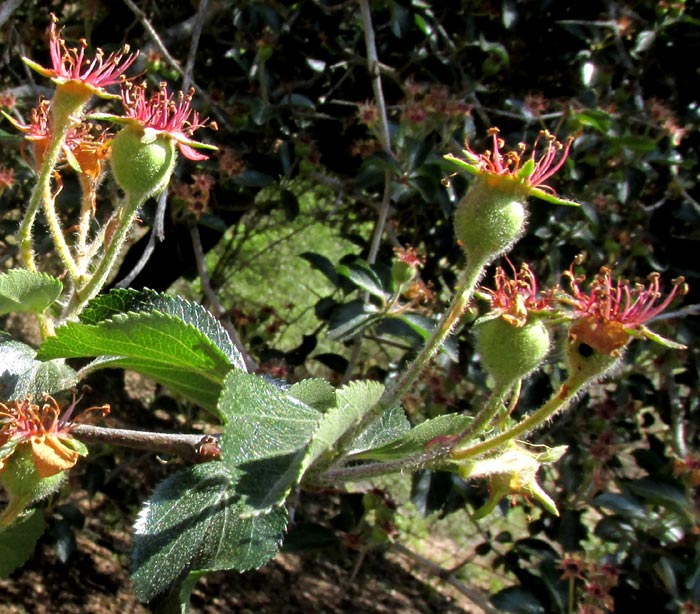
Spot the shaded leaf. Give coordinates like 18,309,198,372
131,462,287,603
218,370,322,511
0,336,77,401
336,261,388,301
0,509,46,577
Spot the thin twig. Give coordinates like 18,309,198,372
188,217,257,372
358,0,393,265
71,424,218,464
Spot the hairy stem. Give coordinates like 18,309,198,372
65,190,146,318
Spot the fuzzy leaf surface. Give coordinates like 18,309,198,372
351,413,473,460
218,370,323,511
37,312,236,414
79,289,245,370
0,336,77,400
131,462,287,603
0,270,62,316
299,380,385,475
0,510,46,577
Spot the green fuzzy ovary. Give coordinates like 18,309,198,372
110,128,176,200
0,444,65,503
454,177,527,264
476,317,550,386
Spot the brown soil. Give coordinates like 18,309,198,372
0,517,477,614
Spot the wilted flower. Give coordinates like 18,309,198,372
560,259,688,354
23,14,137,100
0,394,108,478
482,261,553,327
446,127,576,206
4,98,111,176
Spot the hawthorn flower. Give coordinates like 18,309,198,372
113,81,218,161
482,260,553,327
445,127,576,206
23,14,137,101
0,394,108,478
560,261,688,354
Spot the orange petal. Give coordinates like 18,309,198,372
30,434,79,478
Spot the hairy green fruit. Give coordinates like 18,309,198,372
476,316,550,386
110,127,177,200
454,176,527,265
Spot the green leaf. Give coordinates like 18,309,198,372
0,335,77,400
37,311,237,415
348,404,411,454
351,413,472,461
336,261,388,301
288,378,337,413
392,312,459,362
327,299,380,341
0,270,62,316
491,586,545,614
131,462,287,603
79,289,245,370
299,380,385,475
0,509,46,577
218,370,322,511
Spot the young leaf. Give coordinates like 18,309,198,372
347,404,411,455
37,312,236,415
299,380,385,476
351,413,473,461
131,462,287,604
0,270,62,316
79,289,246,370
218,370,322,511
0,335,77,400
288,378,337,413
0,509,46,577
